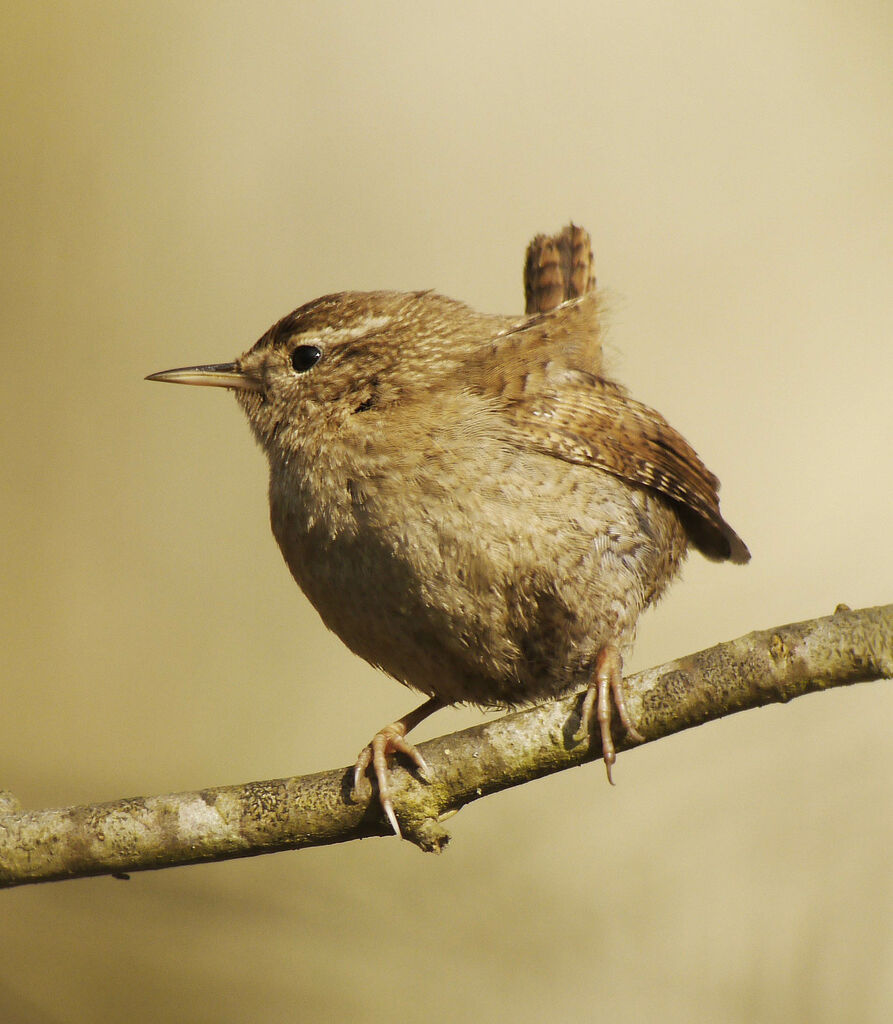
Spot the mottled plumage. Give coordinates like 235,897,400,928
524,222,597,314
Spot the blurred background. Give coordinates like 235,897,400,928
2,2,891,1021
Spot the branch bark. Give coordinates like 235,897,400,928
2,604,890,888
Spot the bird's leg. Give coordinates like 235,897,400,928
577,643,645,783
353,696,444,837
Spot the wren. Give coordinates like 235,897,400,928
147,225,749,836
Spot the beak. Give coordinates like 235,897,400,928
145,362,262,392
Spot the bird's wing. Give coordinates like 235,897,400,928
470,299,750,563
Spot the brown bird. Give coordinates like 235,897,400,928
148,226,749,836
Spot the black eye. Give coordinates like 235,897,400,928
290,345,322,373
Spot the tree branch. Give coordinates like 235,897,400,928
2,604,890,887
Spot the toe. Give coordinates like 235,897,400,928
578,643,644,780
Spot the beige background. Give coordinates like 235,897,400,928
2,3,891,1022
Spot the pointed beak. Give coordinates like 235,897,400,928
145,362,262,392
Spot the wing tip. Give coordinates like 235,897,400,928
678,505,751,564
725,528,752,565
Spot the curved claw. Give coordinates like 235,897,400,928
577,643,644,782
352,699,442,837
352,745,373,798
381,793,400,839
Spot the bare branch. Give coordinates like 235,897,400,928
1,604,890,887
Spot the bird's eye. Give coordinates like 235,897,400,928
290,345,322,373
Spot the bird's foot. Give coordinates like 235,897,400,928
577,643,645,783
352,697,442,837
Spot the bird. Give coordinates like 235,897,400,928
147,225,749,836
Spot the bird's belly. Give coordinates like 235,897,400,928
270,450,687,707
